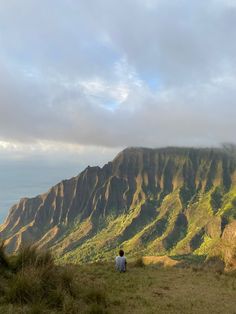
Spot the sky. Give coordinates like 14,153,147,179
0,0,236,218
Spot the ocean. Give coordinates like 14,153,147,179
0,160,84,223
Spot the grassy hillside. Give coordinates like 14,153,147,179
1,246,236,313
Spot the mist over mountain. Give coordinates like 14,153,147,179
1,147,236,264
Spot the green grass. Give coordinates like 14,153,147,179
1,247,236,313
70,261,236,314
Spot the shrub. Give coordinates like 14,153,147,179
133,257,145,268
35,250,54,268
59,267,79,298
1,246,108,313
11,245,54,271
45,287,65,309
204,256,225,274
5,269,42,304
12,245,38,270
0,241,9,270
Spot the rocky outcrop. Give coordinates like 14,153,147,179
0,147,236,262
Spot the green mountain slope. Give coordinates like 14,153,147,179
1,147,236,263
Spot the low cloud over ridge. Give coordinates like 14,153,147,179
0,0,236,152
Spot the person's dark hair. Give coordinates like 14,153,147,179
119,249,124,257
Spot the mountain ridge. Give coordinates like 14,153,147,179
1,146,236,264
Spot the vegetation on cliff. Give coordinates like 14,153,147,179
0,147,236,264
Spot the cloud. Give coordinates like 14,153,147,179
0,139,120,168
0,0,236,154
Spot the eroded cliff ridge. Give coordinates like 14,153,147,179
1,147,236,263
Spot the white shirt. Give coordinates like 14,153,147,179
115,256,126,272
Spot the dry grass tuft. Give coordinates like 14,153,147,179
10,245,54,271
2,249,236,313
0,245,108,313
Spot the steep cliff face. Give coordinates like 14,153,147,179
1,147,236,262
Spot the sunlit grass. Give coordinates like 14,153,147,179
1,246,236,313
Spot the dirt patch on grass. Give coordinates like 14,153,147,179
142,255,180,267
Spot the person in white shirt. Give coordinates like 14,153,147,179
115,249,127,272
